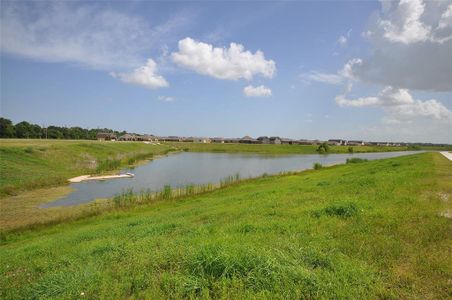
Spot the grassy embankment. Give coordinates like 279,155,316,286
1,152,450,298
166,141,413,154
0,139,174,196
0,139,176,230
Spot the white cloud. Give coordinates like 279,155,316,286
336,85,452,121
300,71,343,85
172,37,276,80
338,35,348,46
345,0,452,92
378,0,431,44
243,85,272,97
110,59,168,89
0,2,191,70
158,96,175,102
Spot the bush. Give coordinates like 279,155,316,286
313,162,323,170
346,158,368,164
348,146,354,153
317,142,330,154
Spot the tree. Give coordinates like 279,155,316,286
317,142,330,154
0,118,16,138
15,121,33,138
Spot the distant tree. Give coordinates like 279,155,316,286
15,121,33,138
317,142,330,154
0,118,16,138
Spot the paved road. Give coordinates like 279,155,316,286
440,151,452,161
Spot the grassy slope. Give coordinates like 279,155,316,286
1,153,450,299
167,141,411,154
0,139,173,195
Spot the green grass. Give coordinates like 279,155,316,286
166,141,413,155
1,152,450,299
0,139,174,196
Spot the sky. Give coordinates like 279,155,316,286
1,0,451,143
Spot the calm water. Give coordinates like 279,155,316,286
44,151,421,207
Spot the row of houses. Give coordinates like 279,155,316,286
96,132,415,147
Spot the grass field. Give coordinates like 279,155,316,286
1,152,450,299
0,139,174,196
167,141,412,155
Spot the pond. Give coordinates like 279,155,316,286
44,151,421,207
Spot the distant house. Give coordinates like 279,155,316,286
328,139,346,146
223,138,239,143
347,140,364,146
240,136,259,144
97,132,117,141
118,134,136,141
136,134,158,142
257,136,270,144
193,137,211,143
269,136,281,144
280,138,294,145
296,139,317,145
211,137,225,143
160,136,183,142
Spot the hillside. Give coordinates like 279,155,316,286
1,153,450,298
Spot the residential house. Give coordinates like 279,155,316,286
211,137,225,143
257,136,270,144
280,138,294,144
269,136,281,144
347,140,364,146
193,137,211,143
240,136,259,144
118,134,136,141
96,132,117,141
328,139,346,146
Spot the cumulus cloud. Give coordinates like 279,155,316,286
243,85,272,97
172,37,276,80
110,59,169,89
299,71,343,85
336,84,452,121
344,0,452,91
0,1,191,70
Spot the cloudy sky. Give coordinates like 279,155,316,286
1,0,451,143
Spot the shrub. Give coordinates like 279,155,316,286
313,162,323,170
348,146,354,153
346,158,368,164
317,142,330,154
24,147,34,154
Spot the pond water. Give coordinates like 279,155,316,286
44,151,421,207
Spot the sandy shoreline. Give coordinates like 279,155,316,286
440,151,452,161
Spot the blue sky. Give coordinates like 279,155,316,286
1,1,451,143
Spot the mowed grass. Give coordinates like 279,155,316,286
167,141,410,154
0,139,173,195
1,152,450,299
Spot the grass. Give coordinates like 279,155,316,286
166,141,413,155
0,139,174,196
1,152,451,298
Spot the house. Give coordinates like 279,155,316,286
240,136,259,144
211,137,225,143
296,139,317,145
137,134,158,142
193,137,211,143
96,132,117,141
223,138,239,143
160,136,183,142
257,136,270,144
347,140,364,146
269,136,281,144
328,139,346,146
280,138,294,144
118,134,136,141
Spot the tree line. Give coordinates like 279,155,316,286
0,117,126,140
